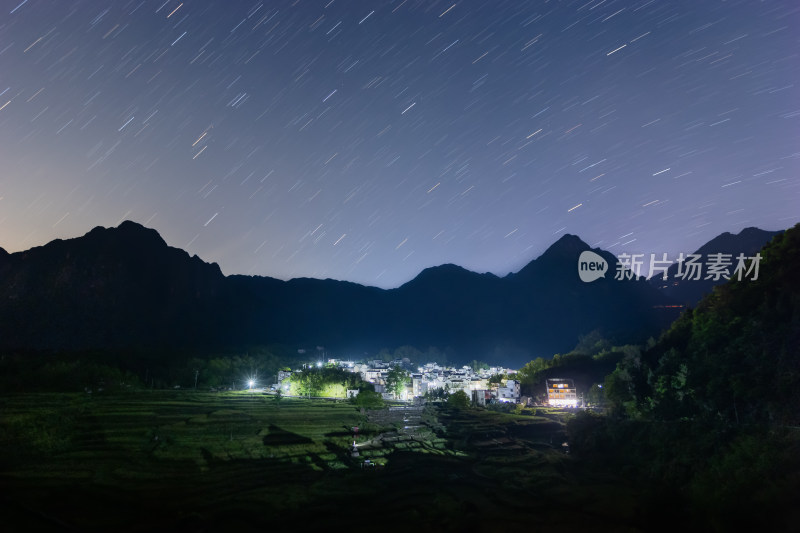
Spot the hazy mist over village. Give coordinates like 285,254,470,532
0,1,798,531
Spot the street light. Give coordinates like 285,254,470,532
248,379,255,390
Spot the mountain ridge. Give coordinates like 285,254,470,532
0,221,780,366
649,226,782,307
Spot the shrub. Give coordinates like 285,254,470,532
446,390,470,409
351,390,384,409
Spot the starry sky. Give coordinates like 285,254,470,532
0,0,797,288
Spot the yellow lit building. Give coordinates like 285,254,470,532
546,378,578,407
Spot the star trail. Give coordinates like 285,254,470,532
0,0,797,288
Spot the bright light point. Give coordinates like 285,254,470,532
549,399,578,407
248,380,254,388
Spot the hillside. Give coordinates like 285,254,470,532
612,223,799,424
565,223,800,530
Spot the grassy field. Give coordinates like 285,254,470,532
1,390,365,473
0,391,643,531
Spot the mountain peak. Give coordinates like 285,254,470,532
528,233,595,267
508,233,595,283
738,226,772,237
418,263,470,276
401,263,497,289
693,226,781,257
117,219,153,233
546,233,590,255
92,220,167,246
651,226,782,307
75,220,170,258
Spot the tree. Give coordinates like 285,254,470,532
517,357,550,385
470,360,490,372
393,345,423,364
424,387,448,401
586,383,606,407
488,373,506,389
351,390,384,409
385,366,410,399
285,366,371,399
573,329,611,355
447,389,470,409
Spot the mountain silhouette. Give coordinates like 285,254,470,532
504,233,675,357
0,220,765,366
0,221,226,351
649,227,782,307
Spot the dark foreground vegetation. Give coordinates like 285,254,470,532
567,224,800,529
1,391,635,531
3,390,796,531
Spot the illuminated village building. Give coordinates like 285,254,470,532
546,378,578,407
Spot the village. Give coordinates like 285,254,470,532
274,358,580,408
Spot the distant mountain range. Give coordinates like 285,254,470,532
648,227,782,306
0,222,781,367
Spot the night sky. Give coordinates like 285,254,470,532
0,1,797,288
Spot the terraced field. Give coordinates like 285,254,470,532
0,392,642,531
0,391,365,472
